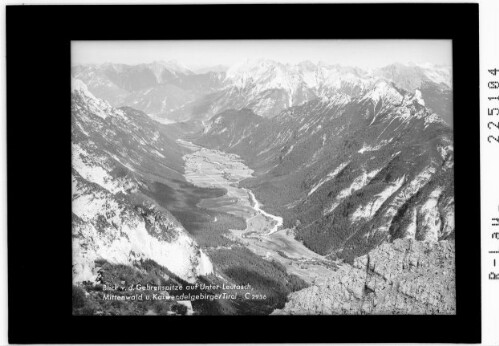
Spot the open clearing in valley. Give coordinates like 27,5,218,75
178,139,339,284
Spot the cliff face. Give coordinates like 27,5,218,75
272,239,455,315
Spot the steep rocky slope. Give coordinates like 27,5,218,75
196,78,454,262
193,60,451,121
72,58,455,316
72,78,309,315
72,78,213,284
273,239,455,315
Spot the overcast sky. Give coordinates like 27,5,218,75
72,40,452,70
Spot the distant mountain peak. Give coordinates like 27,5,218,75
72,60,452,123
152,59,194,75
71,77,89,94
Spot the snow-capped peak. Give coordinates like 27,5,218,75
225,59,302,96
420,64,452,88
72,78,125,120
225,59,370,96
71,77,90,94
153,59,193,75
362,79,403,105
71,77,101,101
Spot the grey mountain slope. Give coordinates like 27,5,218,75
72,79,312,315
71,79,213,285
195,80,454,262
71,59,455,316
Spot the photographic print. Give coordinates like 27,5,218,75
71,39,455,316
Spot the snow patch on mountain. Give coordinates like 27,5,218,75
308,161,349,197
373,166,437,237
440,198,455,238
72,143,134,195
414,89,425,106
282,144,294,158
358,139,393,154
324,168,381,215
417,63,452,88
362,80,403,105
417,187,443,241
351,175,405,222
72,78,126,120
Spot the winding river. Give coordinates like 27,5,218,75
177,139,337,284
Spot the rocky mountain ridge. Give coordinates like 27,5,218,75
71,56,455,316
72,61,224,122
72,78,309,316
72,60,452,125
196,73,454,262
72,78,213,284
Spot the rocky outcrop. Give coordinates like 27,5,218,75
272,239,455,315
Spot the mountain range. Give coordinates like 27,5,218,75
72,77,308,316
72,58,455,315
195,76,454,262
72,59,452,126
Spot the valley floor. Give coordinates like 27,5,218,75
178,139,340,285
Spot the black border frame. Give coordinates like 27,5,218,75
7,4,481,344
